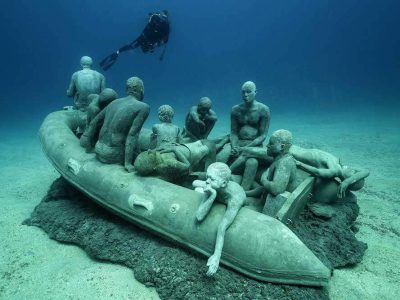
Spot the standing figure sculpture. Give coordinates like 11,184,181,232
80,77,149,172
217,81,270,190
193,162,246,276
180,97,217,143
150,105,180,149
67,56,106,111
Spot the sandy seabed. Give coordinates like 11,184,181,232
1,109,399,299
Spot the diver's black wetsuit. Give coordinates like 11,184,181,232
121,13,170,53
100,11,170,70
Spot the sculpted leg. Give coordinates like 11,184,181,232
216,143,232,163
262,193,287,216
201,140,217,170
86,105,101,128
230,155,246,173
241,158,258,190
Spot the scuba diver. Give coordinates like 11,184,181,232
100,10,170,71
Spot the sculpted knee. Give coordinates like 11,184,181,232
245,158,258,169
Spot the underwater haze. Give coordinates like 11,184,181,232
1,0,400,299
1,0,400,122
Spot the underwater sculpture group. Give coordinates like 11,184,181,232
40,56,369,286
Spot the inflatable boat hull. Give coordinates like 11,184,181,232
39,110,331,286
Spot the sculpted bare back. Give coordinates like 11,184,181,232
99,98,145,146
289,145,340,170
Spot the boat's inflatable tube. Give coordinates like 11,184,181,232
39,110,331,286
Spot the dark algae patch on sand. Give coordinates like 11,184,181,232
24,177,366,299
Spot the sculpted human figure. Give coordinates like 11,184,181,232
150,105,180,149
67,56,106,111
180,97,217,143
193,162,246,276
259,130,297,215
217,81,270,190
289,145,370,217
80,77,149,172
134,140,216,181
86,88,119,127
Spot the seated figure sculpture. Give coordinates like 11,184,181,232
289,145,370,217
260,130,297,215
240,134,369,217
67,56,106,111
86,88,119,127
242,130,297,215
180,97,217,143
150,105,180,149
134,140,216,181
217,81,270,190
193,162,246,276
80,77,149,172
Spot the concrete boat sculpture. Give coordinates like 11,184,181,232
39,110,331,286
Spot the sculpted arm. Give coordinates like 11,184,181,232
189,106,202,124
296,161,339,178
261,161,293,196
342,168,370,186
125,106,150,172
195,187,217,222
207,190,244,276
67,73,77,98
338,168,370,198
241,146,268,158
150,125,158,149
230,108,240,148
100,75,106,92
169,148,190,169
80,109,106,150
204,110,217,137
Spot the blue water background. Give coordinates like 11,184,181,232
1,0,399,128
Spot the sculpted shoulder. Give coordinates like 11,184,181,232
71,71,79,79
255,101,270,115
231,104,242,115
283,154,296,168
138,101,150,111
226,181,247,200
209,109,217,118
94,70,105,79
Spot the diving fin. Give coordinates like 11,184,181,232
99,52,119,71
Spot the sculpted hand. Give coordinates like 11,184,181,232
206,254,220,276
125,164,135,173
199,120,205,130
158,145,174,154
203,185,216,196
338,182,348,199
231,146,240,157
295,160,302,167
80,134,91,151
192,179,207,188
